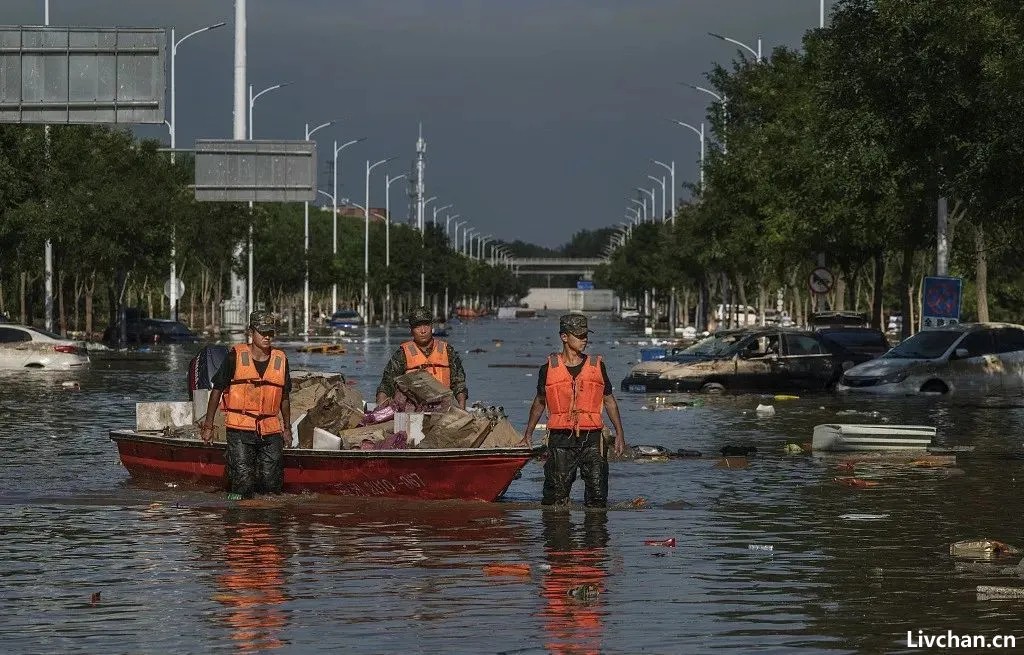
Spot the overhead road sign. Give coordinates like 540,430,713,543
576,280,595,290
194,140,317,203
808,267,834,294
0,25,165,124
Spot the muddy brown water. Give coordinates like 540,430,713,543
3,316,1024,653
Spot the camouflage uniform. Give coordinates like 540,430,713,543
376,307,469,400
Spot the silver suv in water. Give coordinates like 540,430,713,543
837,322,1024,395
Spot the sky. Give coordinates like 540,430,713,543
6,1,829,248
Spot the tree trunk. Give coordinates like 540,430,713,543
57,270,66,335
84,272,96,338
899,245,914,340
871,252,885,331
20,271,27,325
974,223,989,322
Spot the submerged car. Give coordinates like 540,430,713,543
0,324,90,369
328,310,365,331
621,328,856,393
837,322,1024,395
102,318,199,345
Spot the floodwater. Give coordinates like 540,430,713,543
3,315,1024,654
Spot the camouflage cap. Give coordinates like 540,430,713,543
559,313,593,337
408,306,433,327
248,310,277,333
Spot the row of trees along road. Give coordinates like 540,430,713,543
0,124,528,337
598,0,1024,337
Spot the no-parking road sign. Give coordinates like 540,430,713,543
808,267,834,294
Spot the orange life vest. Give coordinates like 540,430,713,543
221,344,287,435
402,339,451,388
545,354,605,432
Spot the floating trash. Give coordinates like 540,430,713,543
644,537,676,547
950,539,1020,559
61,381,80,390
839,513,890,521
783,443,804,455
834,477,880,488
977,585,1024,600
567,583,601,601
755,404,775,417
774,394,799,401
748,544,774,552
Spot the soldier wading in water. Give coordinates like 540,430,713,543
523,314,626,508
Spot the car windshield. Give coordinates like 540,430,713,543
682,333,746,357
332,311,360,319
885,330,961,359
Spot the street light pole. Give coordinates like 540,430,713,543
647,175,666,222
328,137,366,314
708,32,762,63
246,81,290,319
167,21,226,323
680,83,728,155
445,213,461,244
652,159,676,224
302,119,336,336
365,157,396,322
627,200,645,222
634,188,656,222
384,172,407,324
432,204,452,228
670,120,705,192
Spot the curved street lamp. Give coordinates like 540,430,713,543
365,157,397,320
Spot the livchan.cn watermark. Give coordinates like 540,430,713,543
908,630,1017,649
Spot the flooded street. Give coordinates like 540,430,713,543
3,315,1024,653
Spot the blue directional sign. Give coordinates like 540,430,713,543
576,280,594,290
921,276,962,330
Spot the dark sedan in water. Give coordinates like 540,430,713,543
621,326,887,393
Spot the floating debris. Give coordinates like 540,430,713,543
748,544,774,552
61,381,80,391
834,477,880,488
950,539,1020,559
783,443,804,455
566,583,601,601
755,404,775,417
840,513,890,521
644,537,676,547
977,585,1024,600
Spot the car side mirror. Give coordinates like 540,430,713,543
954,347,969,359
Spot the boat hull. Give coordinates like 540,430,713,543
110,430,541,502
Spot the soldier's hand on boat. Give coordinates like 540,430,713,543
517,435,532,447
199,423,214,443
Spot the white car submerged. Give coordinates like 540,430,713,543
836,322,1024,395
0,324,90,370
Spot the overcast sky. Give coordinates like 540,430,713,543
7,1,829,248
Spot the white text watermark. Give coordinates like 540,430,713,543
908,630,1016,649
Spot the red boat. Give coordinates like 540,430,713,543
109,429,542,502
